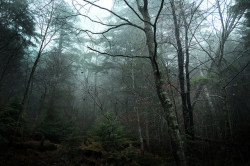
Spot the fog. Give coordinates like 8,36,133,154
0,0,250,166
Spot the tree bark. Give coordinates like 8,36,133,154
181,2,194,139
170,0,189,135
136,107,144,156
131,58,144,156
170,0,194,138
136,1,186,165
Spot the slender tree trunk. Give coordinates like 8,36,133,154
145,113,150,148
222,89,233,138
170,0,192,138
19,6,54,116
48,83,57,109
131,58,144,156
31,86,47,137
136,1,186,165
94,58,98,117
200,69,215,112
181,2,194,139
31,24,62,134
136,107,144,156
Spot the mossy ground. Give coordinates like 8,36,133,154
0,139,165,166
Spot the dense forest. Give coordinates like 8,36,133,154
0,0,250,165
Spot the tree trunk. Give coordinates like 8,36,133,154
171,0,194,138
136,2,186,165
136,107,144,156
145,113,150,148
180,1,194,139
20,6,54,116
31,86,47,137
131,58,144,156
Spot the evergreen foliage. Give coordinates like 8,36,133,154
0,98,24,143
234,0,250,46
0,0,35,103
38,106,74,143
91,112,128,150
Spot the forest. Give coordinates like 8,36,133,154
0,0,250,165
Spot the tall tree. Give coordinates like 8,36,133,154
75,0,186,165
20,0,76,116
234,0,250,46
0,0,35,104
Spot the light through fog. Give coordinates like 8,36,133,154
66,0,114,32
1,0,249,165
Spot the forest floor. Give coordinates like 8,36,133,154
0,139,166,166
0,141,67,166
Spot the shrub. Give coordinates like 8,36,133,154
0,98,24,143
91,112,128,150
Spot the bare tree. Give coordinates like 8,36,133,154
20,0,76,116
20,0,57,116
73,0,186,165
191,0,244,139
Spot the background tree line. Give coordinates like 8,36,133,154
0,0,250,166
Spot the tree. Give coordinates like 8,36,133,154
92,111,127,150
74,0,186,165
30,1,80,136
20,0,77,116
20,0,56,116
234,0,250,46
0,0,35,104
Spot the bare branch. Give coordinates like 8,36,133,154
192,35,216,64
77,23,143,35
123,0,153,26
223,60,250,89
187,0,204,29
87,46,151,59
189,59,211,74
82,0,145,31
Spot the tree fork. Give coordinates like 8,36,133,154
136,0,186,165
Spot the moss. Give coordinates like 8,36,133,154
1,139,166,166
78,140,107,158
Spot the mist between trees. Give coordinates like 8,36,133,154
0,0,250,166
